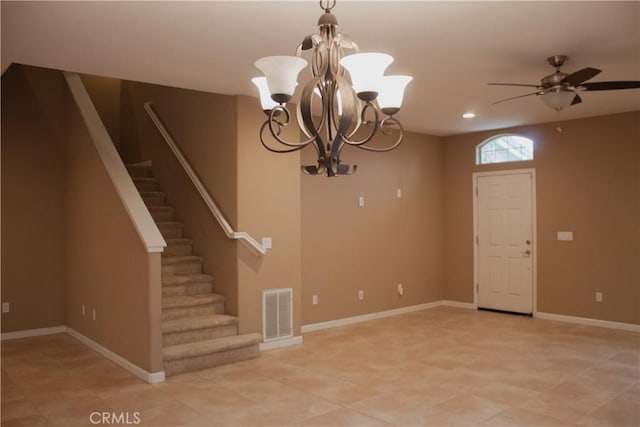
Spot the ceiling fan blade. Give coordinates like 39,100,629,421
488,83,540,88
563,67,602,85
570,94,582,106
581,81,640,91
492,91,542,105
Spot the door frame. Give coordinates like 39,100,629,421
472,168,538,314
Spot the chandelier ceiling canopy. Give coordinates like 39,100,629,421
252,0,413,177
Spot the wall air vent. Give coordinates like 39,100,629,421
262,288,293,342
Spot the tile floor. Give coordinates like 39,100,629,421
1,307,639,426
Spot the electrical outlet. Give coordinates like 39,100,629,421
358,290,365,301
2,302,10,313
397,283,404,296
92,309,96,320
358,196,365,207
82,304,86,317
312,295,318,305
595,292,603,303
262,237,272,249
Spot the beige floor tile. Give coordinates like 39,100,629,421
484,407,566,426
2,307,638,427
347,391,437,424
0,398,42,422
577,396,640,427
291,408,391,427
432,393,510,423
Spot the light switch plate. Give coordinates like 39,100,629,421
557,231,573,241
262,237,272,249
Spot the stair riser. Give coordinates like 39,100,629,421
163,243,194,257
158,226,184,239
164,344,260,376
133,180,159,191
142,194,166,206
126,166,152,178
163,324,238,347
162,262,202,275
162,303,225,321
150,210,174,222
162,282,214,297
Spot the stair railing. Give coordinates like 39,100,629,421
144,102,267,256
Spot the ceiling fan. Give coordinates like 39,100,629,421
489,55,640,111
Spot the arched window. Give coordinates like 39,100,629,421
476,134,534,165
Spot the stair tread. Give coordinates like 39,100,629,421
156,221,183,227
148,206,174,211
163,333,262,361
163,294,225,309
162,255,203,265
132,177,157,182
165,238,193,244
162,314,238,334
162,274,213,286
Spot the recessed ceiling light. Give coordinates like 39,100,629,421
462,112,476,119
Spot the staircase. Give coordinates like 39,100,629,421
127,164,261,376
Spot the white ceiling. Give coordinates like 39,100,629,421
2,1,639,136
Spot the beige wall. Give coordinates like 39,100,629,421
119,82,240,315
443,112,640,325
2,65,161,371
301,130,445,325
81,74,122,149
1,65,65,332
64,97,159,370
236,96,302,335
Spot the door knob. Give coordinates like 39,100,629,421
522,249,531,256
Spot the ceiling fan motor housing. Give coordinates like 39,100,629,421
542,72,568,88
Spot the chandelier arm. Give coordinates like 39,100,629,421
327,80,357,172
264,106,317,149
355,116,404,152
298,77,328,160
341,103,381,146
259,121,309,154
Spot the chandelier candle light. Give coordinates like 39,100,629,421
251,0,412,176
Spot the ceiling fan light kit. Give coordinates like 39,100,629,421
489,55,640,112
251,0,412,177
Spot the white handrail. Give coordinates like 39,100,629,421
64,72,166,253
144,102,267,256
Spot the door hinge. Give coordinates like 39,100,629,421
476,235,479,245
475,187,478,196
476,283,479,293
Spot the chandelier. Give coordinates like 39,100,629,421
251,0,412,177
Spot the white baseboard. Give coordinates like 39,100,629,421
65,327,165,383
260,335,303,351
1,325,66,341
1,325,165,383
441,300,476,309
535,312,640,333
301,301,442,333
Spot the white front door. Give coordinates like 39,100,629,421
475,171,534,314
